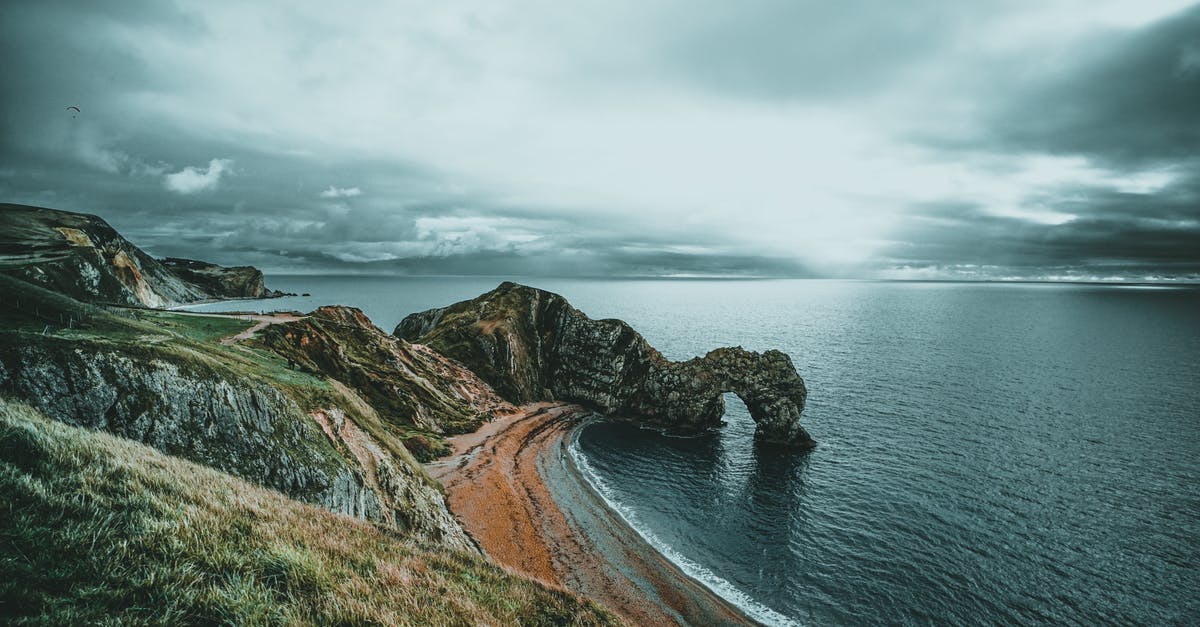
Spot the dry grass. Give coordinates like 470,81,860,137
0,398,617,626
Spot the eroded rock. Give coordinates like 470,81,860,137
258,306,516,459
397,282,814,448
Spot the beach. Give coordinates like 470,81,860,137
426,402,755,626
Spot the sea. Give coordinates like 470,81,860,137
191,277,1200,625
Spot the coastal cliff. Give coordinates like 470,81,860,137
256,305,516,459
397,281,814,448
0,204,807,622
0,204,282,307
0,274,472,550
160,256,284,299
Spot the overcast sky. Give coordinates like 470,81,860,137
2,1,1198,280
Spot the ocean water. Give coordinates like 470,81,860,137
193,277,1200,624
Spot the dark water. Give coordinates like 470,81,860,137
194,278,1200,625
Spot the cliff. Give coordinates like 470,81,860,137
161,256,284,299
0,399,615,625
397,281,815,448
256,305,516,460
0,274,473,550
0,204,282,307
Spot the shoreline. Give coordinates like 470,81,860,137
426,403,757,626
166,292,293,311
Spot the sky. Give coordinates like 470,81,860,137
2,0,1198,280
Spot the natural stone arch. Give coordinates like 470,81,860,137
629,347,813,448
397,282,815,449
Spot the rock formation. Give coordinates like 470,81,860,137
160,257,285,299
397,282,814,448
0,204,283,307
257,306,515,459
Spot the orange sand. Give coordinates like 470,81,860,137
427,403,754,626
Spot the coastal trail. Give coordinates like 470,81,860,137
162,309,304,345
217,314,302,345
427,403,755,626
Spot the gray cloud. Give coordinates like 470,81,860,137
646,1,978,101
985,4,1200,167
880,174,1200,279
1,0,1197,280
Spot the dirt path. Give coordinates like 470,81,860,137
163,309,304,345
218,315,302,345
427,403,755,626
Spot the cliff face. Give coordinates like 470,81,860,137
0,275,474,551
257,306,516,460
160,257,283,299
397,282,814,448
0,204,279,306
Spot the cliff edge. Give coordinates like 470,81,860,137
397,281,814,448
0,204,282,307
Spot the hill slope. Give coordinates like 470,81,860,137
0,398,615,625
0,274,472,547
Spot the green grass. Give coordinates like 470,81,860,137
0,398,618,626
124,309,257,343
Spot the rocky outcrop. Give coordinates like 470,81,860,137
397,282,814,448
160,257,286,299
258,306,515,459
0,204,281,307
0,330,474,552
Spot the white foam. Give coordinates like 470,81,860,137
567,435,802,627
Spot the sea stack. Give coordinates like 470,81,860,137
397,281,815,448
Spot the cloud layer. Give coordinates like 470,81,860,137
0,0,1196,280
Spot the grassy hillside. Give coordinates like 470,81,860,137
0,273,438,489
0,398,616,625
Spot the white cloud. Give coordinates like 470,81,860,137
163,158,233,194
415,215,546,256
319,185,362,198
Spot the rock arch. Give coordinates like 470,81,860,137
630,346,812,447
397,282,815,449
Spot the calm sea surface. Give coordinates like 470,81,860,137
194,277,1200,625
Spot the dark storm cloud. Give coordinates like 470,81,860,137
2,1,1198,280
986,4,1200,167
883,175,1200,278
879,3,1200,280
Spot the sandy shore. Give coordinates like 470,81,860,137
426,402,755,626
